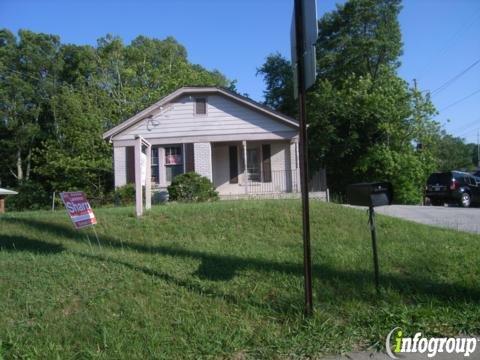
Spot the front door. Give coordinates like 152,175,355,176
247,148,260,181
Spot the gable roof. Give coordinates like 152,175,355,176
103,86,298,140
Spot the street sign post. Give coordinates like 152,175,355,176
60,191,97,229
291,0,318,316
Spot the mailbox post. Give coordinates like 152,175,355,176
368,204,380,291
346,182,393,293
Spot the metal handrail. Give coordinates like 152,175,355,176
246,169,299,193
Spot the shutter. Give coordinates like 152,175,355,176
229,146,238,184
126,146,135,184
185,143,195,172
262,144,271,183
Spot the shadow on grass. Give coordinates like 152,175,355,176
3,217,480,308
73,251,280,312
0,234,64,254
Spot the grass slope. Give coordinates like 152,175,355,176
0,200,479,359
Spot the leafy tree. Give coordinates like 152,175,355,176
317,0,402,82
0,29,62,183
257,53,296,117
434,133,477,172
257,0,440,203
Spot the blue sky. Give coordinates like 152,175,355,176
1,0,479,143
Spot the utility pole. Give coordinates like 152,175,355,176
294,0,313,316
477,129,479,168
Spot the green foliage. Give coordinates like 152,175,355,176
167,172,218,202
258,0,446,203
4,181,51,211
434,132,477,171
317,0,403,82
0,29,233,210
1,201,479,357
114,184,136,206
355,144,435,204
256,53,296,117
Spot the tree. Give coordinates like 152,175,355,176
316,0,402,83
257,0,440,203
434,133,477,172
0,29,62,183
257,53,296,117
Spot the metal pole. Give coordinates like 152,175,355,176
294,0,313,316
368,206,380,293
477,129,479,168
92,226,102,249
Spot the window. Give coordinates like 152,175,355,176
165,146,183,182
195,98,207,115
466,175,477,187
151,147,159,184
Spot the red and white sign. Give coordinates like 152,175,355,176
165,154,182,165
60,192,97,229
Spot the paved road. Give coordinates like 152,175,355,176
372,205,480,234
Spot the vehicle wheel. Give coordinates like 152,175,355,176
431,200,443,206
460,193,471,208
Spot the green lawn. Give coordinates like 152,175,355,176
0,200,479,359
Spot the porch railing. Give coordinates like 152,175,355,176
246,169,299,194
246,168,327,194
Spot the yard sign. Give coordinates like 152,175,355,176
60,192,97,229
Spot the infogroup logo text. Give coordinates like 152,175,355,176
386,327,478,358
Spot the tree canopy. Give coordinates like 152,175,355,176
257,0,476,204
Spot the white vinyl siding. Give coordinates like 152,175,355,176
113,95,295,141
113,146,126,187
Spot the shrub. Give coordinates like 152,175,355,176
168,172,218,202
5,181,51,211
114,183,136,206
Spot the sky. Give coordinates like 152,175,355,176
1,0,479,144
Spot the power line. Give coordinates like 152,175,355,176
454,118,480,137
430,57,480,96
440,88,480,112
449,117,480,134
417,7,480,81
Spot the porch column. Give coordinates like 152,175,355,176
158,147,166,187
134,136,143,217
145,143,151,210
242,140,248,194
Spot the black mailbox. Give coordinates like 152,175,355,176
346,182,393,207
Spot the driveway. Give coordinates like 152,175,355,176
373,205,480,234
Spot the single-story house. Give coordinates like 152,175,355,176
103,86,324,198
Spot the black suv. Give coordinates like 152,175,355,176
425,171,480,207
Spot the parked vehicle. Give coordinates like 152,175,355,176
425,171,480,207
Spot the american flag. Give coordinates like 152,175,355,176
165,154,182,165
